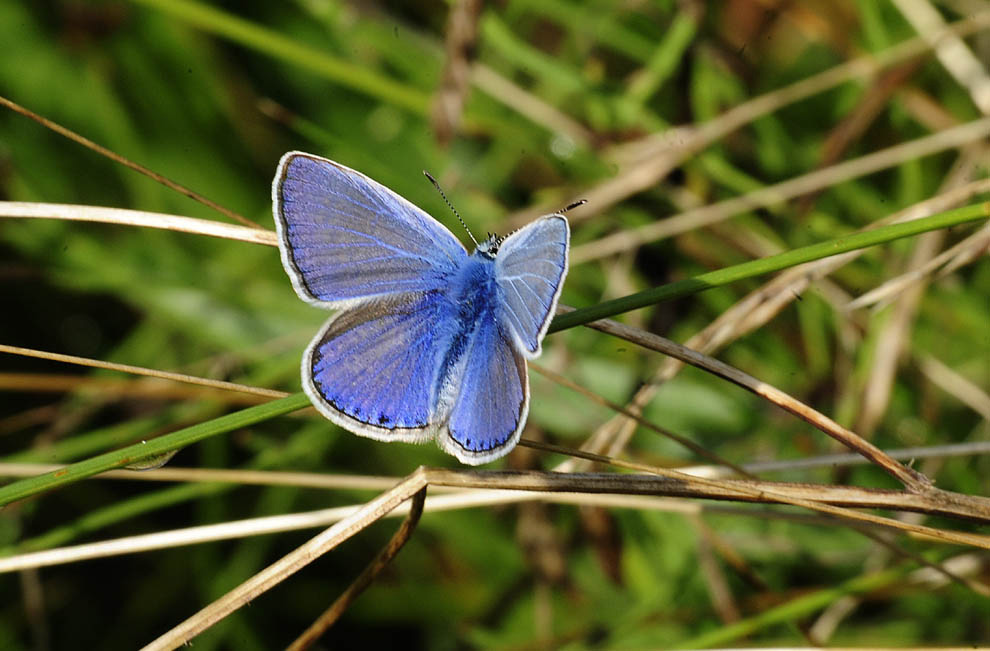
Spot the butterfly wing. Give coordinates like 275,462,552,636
304,291,462,442
494,215,569,358
273,152,468,308
441,316,529,465
439,215,569,464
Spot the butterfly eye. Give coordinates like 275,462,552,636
476,232,502,257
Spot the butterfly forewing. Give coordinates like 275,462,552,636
494,215,569,357
274,152,467,307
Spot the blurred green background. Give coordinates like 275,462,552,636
1,0,989,648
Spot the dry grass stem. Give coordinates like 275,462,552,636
0,95,260,228
431,0,482,146
286,488,427,650
0,464,399,489
690,513,742,624
571,116,990,263
529,364,754,477
0,490,695,575
140,466,990,648
857,527,990,597
852,143,987,438
510,11,990,228
682,440,990,478
893,0,990,114
139,471,429,650
575,315,931,490
0,344,287,399
845,220,990,311
855,231,943,438
0,373,275,405
4,470,984,573
575,177,990,465
6,456,989,576
472,64,594,148
0,202,277,246
5,439,988,489
918,355,990,421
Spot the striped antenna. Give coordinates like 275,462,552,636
424,171,478,247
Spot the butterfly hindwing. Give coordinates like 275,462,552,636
304,291,461,443
495,215,569,357
442,315,529,464
273,152,467,307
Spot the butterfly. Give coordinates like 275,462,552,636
272,152,570,464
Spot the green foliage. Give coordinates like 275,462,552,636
1,1,989,649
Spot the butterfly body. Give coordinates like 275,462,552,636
438,250,522,453
273,152,569,464
450,250,501,325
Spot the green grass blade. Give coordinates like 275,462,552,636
549,201,990,333
130,0,431,115
0,393,309,507
677,565,911,648
625,10,699,106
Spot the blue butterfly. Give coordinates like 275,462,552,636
272,152,569,464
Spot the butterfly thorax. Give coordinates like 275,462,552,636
449,252,500,323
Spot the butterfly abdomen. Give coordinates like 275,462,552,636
429,254,504,411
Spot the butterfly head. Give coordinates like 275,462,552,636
476,231,507,259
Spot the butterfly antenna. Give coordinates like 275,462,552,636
424,171,478,246
559,199,587,214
